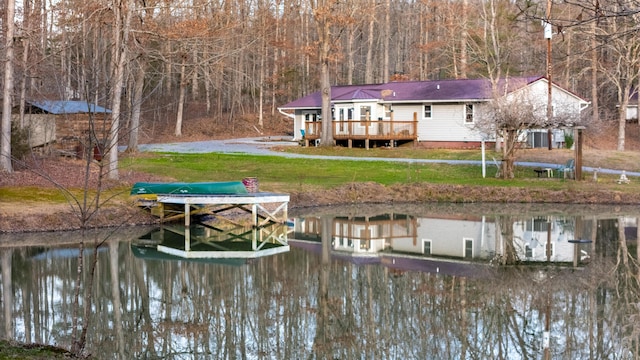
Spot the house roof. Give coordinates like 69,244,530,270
28,100,112,114
280,76,560,109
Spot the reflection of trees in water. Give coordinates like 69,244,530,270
3,217,640,358
496,214,520,265
610,217,640,357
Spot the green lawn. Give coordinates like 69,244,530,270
120,151,629,195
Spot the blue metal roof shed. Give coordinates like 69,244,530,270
29,100,111,114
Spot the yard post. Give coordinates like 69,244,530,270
574,126,585,181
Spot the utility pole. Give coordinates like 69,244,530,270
545,0,553,150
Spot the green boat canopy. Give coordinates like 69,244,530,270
130,181,249,196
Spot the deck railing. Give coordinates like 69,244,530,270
303,114,418,148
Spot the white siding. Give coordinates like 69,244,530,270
627,105,638,121
416,104,483,142
391,218,496,259
391,104,421,122
510,80,584,119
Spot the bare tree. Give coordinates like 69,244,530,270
126,56,146,153
310,0,340,146
1,0,16,173
105,0,133,180
597,15,640,151
474,79,572,179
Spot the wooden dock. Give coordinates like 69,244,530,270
144,192,291,259
155,192,290,227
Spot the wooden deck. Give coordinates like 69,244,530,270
302,114,419,149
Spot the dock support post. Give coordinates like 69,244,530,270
184,204,191,251
252,204,258,228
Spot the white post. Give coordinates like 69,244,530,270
184,204,191,251
481,139,486,178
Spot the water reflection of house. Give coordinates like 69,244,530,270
292,214,497,261
332,214,416,255
292,212,610,265
405,215,495,260
622,217,639,242
513,217,578,262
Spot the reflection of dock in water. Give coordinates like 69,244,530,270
130,181,291,261
133,222,291,261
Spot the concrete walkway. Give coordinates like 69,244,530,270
133,137,640,178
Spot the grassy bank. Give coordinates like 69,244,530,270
120,150,638,194
3,147,640,206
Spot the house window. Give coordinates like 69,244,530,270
464,238,473,258
423,239,432,255
384,105,392,119
304,113,318,122
348,108,354,120
360,106,371,121
527,218,550,232
464,104,474,124
339,109,345,131
525,244,533,258
423,104,432,119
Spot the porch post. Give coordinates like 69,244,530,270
413,112,418,147
365,111,370,150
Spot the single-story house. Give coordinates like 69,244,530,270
278,76,590,149
17,100,111,157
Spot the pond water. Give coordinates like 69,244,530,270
1,203,640,359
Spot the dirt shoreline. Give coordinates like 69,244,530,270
2,182,640,233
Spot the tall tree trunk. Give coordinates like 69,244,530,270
1,0,16,172
203,60,211,114
18,38,29,129
590,19,599,123
617,87,629,151
346,25,355,85
258,26,266,128
419,5,428,80
191,48,199,100
18,0,32,129
175,56,187,136
271,0,282,116
364,0,375,84
383,0,390,83
127,58,146,152
107,0,132,180
459,0,468,79
314,0,334,146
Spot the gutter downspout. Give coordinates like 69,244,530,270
278,108,298,140
278,107,295,120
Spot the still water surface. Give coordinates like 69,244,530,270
1,203,640,359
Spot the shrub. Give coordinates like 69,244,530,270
564,132,574,149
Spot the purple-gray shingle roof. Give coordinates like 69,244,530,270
280,76,545,109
